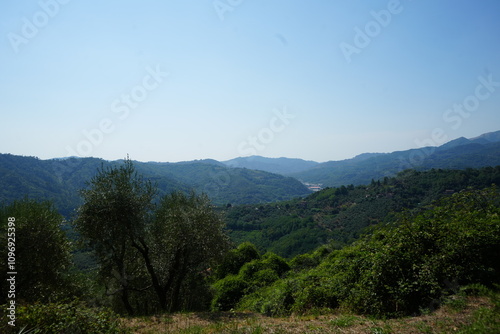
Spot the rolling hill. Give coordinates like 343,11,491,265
289,130,500,187
288,141,500,187
223,156,319,174
0,154,311,217
2,130,500,216
215,131,500,188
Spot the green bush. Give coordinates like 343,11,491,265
252,269,280,287
336,187,500,316
211,275,249,311
0,301,126,334
290,253,319,271
236,187,500,318
239,278,297,316
215,242,261,279
237,252,289,283
260,252,290,277
291,272,339,314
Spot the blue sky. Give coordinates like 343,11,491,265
1,0,500,163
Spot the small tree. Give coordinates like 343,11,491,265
75,158,231,314
74,158,156,315
148,191,231,312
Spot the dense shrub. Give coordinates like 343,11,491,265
235,187,500,317
0,301,125,334
214,242,261,279
239,278,296,316
343,187,498,316
211,275,249,311
211,248,291,311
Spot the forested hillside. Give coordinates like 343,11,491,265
213,186,500,319
225,166,500,258
290,138,500,186
1,162,499,333
0,154,310,216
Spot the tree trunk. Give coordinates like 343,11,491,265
121,288,134,316
132,239,168,310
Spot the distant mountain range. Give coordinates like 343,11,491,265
0,155,310,216
223,156,319,174
1,130,499,215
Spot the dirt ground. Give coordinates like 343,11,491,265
122,296,492,333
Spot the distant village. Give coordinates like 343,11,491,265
303,182,323,192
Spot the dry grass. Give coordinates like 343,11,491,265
121,296,493,334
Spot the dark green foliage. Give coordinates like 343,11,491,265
225,166,500,258
0,199,72,303
238,253,289,284
74,159,231,314
215,242,261,279
235,187,500,317
211,275,249,311
74,158,157,315
211,245,291,311
0,301,125,334
289,245,332,271
290,140,500,187
149,191,231,312
339,187,500,316
0,154,310,218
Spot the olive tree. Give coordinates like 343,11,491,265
148,191,231,311
74,158,156,315
75,158,230,314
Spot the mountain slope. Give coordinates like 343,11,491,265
0,155,311,216
225,166,500,258
290,131,500,187
223,156,319,175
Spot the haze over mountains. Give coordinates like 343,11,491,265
224,130,500,186
1,130,499,216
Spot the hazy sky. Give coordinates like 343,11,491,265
2,0,500,163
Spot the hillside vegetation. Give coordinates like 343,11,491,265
210,186,500,319
225,166,500,258
0,163,499,333
290,141,500,187
0,154,310,216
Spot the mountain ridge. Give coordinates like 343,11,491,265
219,130,500,187
0,155,311,216
1,130,500,214
224,130,500,182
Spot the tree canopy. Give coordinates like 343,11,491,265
74,158,230,314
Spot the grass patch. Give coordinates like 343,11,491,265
329,314,363,328
120,293,499,333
